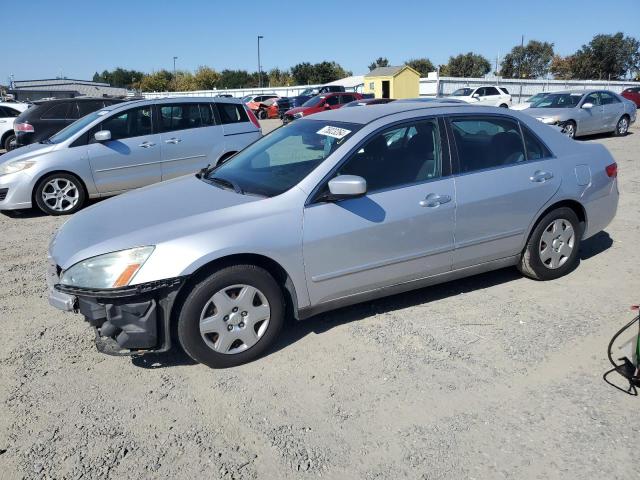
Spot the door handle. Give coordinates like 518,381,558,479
0,120,6,123
419,193,451,208
164,138,182,144
138,141,156,148
529,170,553,183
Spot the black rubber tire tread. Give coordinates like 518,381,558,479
177,264,284,368
518,207,581,281
34,172,86,216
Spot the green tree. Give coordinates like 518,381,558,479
291,62,316,85
368,57,389,71
500,40,554,79
170,71,197,91
405,58,435,76
570,33,640,79
217,69,255,89
138,70,173,92
550,55,576,80
267,68,292,87
193,66,220,90
441,52,491,78
93,68,145,89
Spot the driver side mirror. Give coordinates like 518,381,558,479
324,103,332,109
472,93,480,99
94,130,111,142
326,175,367,200
581,102,593,109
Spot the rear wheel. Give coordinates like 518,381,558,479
614,115,629,137
499,103,509,108
3,132,15,151
177,265,285,368
34,172,86,215
518,207,581,280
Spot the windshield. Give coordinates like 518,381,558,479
48,110,106,144
526,93,547,103
451,88,473,97
299,88,319,96
241,95,253,103
205,120,361,197
302,96,324,107
531,93,583,109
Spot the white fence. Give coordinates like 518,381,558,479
138,76,640,104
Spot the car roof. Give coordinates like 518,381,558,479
310,102,480,124
98,96,244,112
32,97,121,105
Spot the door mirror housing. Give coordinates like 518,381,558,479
326,175,367,200
94,130,111,142
582,102,594,109
472,93,480,99
324,103,332,109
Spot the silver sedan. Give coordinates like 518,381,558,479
48,103,619,368
523,89,636,138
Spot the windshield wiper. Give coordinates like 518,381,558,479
209,176,244,194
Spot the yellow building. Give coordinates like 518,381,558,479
363,65,420,99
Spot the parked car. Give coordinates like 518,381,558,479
0,102,30,151
242,94,279,106
47,102,619,368
0,97,261,215
277,85,346,118
282,92,363,123
522,90,637,138
13,97,125,149
621,87,640,107
343,98,396,107
450,86,512,107
252,97,281,119
511,92,549,111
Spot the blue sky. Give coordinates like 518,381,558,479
5,0,638,82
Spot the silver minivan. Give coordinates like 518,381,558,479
0,97,261,215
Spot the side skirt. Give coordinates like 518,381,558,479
297,255,520,320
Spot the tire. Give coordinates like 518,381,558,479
177,265,285,368
614,115,630,137
34,172,86,216
257,109,267,120
499,103,509,108
518,207,581,281
3,132,15,151
562,120,576,139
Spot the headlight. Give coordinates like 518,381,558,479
60,246,155,289
536,117,556,124
0,159,36,176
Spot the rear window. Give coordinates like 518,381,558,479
41,103,70,120
216,102,249,124
499,87,509,94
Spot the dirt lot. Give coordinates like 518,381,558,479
0,121,638,480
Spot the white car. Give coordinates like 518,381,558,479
0,102,29,151
449,86,512,108
511,92,550,111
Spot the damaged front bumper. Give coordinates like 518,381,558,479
47,262,185,356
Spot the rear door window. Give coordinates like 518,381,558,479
0,106,20,117
451,116,526,172
216,102,249,124
340,94,356,104
159,103,204,132
41,103,70,120
199,103,216,126
484,87,500,96
325,95,340,106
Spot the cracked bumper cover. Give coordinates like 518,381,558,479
48,266,185,355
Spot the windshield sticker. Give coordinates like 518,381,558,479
317,125,351,139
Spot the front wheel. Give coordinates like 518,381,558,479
34,172,86,215
499,103,509,108
614,115,629,137
177,265,285,368
518,207,581,280
561,120,576,139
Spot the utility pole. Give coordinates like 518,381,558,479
517,35,524,104
257,35,264,89
173,56,178,78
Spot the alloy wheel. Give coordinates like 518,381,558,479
41,178,80,212
199,284,271,354
617,117,629,135
562,123,575,139
538,218,575,269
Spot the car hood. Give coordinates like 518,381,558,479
0,142,57,165
523,108,574,119
50,174,262,269
285,106,307,115
510,102,531,111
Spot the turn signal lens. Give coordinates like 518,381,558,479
605,163,618,178
113,263,142,287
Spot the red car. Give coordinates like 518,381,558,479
283,92,363,123
621,87,640,107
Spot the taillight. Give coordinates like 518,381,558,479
605,162,618,178
244,106,261,131
14,122,34,133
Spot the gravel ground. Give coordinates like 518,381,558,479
0,120,638,479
